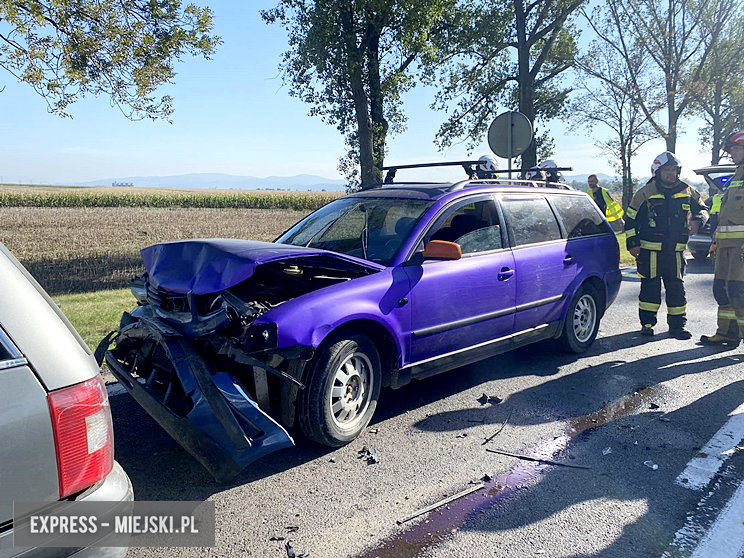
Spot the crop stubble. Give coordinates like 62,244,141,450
0,207,309,295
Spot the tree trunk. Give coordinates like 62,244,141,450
621,141,633,210
515,0,537,169
340,2,376,189
367,26,386,184
711,80,723,164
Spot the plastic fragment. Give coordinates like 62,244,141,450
602,447,612,456
477,393,502,405
358,446,379,464
643,460,659,470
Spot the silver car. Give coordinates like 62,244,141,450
0,243,133,558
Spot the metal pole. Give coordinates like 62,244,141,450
507,112,513,174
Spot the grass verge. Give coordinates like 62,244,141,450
56,288,134,351
616,232,636,267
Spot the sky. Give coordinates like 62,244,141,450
0,1,722,186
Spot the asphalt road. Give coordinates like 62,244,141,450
111,256,744,558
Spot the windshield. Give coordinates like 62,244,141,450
276,197,433,265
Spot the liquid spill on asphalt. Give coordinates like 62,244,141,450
356,385,660,558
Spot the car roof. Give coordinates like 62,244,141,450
694,164,737,175
350,180,578,201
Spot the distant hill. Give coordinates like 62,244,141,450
563,173,618,184
78,173,347,191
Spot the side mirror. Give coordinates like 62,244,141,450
422,240,462,261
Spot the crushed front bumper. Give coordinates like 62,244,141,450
104,321,295,483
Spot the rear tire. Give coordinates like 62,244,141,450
559,283,601,354
298,334,381,447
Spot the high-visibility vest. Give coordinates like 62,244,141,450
711,193,723,215
591,188,624,222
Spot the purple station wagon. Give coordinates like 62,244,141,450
101,173,621,481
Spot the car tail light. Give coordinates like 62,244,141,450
47,376,114,498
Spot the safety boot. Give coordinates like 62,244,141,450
670,327,692,340
640,325,655,337
700,334,740,346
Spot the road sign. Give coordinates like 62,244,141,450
488,112,534,172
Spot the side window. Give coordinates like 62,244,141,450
550,195,611,239
500,196,561,246
420,197,503,256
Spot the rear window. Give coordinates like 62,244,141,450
0,326,23,367
550,195,611,239
500,196,561,246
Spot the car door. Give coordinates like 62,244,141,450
498,194,577,332
403,195,516,366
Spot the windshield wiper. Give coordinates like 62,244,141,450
360,204,369,260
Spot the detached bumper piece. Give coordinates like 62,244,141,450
104,321,294,483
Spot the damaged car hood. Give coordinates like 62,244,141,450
141,238,384,295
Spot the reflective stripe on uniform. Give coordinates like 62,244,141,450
715,231,744,239
677,253,682,279
626,207,638,219
718,309,737,319
649,194,665,200
626,229,637,238
675,243,687,251
673,192,689,198
641,240,663,250
668,305,687,316
729,180,743,189
639,301,661,312
717,225,744,232
650,251,657,278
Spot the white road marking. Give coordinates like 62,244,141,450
690,479,744,558
106,382,127,397
676,402,744,490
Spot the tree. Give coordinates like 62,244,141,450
262,0,454,189
688,14,744,164
584,0,739,153
570,19,657,208
430,0,584,169
0,0,219,121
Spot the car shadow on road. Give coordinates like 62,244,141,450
411,344,740,433
110,395,336,501
457,380,744,557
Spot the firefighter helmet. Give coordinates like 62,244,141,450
476,155,499,179
723,131,744,153
650,151,681,177
525,168,546,181
538,159,564,183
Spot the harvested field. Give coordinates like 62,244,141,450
0,207,309,295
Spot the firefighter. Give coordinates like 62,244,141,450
538,159,566,184
588,174,625,225
701,130,744,346
625,152,708,339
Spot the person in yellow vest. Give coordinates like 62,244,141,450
624,152,707,339
588,174,625,225
701,130,744,346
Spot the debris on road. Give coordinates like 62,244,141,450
329,457,336,463
485,448,591,470
603,447,612,456
358,446,379,464
481,474,493,482
477,393,503,405
482,410,513,446
270,536,286,541
650,403,660,409
455,433,468,438
285,541,296,558
660,417,671,422
644,460,659,470
368,428,379,434
286,526,299,533
397,483,485,525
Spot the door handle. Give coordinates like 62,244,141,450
563,255,574,265
498,267,514,281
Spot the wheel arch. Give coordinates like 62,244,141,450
312,319,400,390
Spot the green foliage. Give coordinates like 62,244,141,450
262,0,455,187
0,191,339,210
429,0,583,167
0,0,221,120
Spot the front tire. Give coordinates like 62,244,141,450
298,334,381,447
559,283,601,353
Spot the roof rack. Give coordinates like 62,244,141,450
360,160,573,190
